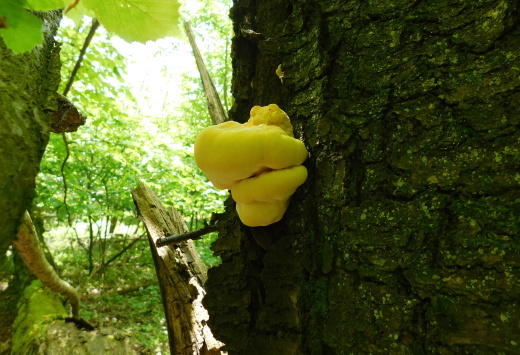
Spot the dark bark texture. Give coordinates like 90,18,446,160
0,11,61,255
204,0,520,354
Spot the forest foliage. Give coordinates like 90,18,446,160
0,0,182,53
3,0,232,352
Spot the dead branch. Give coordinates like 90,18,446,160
14,211,81,318
184,21,228,125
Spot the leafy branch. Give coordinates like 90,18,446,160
0,0,182,53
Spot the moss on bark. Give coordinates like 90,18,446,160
11,280,67,354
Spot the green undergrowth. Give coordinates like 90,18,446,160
51,235,218,354
80,285,168,353
11,280,67,354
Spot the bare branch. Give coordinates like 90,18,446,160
62,18,100,96
156,224,216,247
14,212,81,318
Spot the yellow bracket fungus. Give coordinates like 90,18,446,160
245,103,293,136
194,104,308,227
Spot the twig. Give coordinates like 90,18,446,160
61,132,72,227
99,234,145,272
116,279,156,295
63,18,100,96
156,225,217,247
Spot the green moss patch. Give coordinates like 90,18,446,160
11,280,67,354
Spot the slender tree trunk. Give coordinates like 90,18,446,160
0,10,62,257
185,21,228,125
88,215,95,275
204,1,520,353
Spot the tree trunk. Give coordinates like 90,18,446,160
204,1,520,354
0,11,62,352
0,10,62,257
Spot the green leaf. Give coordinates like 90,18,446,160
0,0,26,28
0,9,42,53
25,0,64,11
83,0,182,43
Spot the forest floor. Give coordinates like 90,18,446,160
0,234,217,354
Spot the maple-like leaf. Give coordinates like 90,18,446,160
25,0,64,11
0,8,42,54
83,0,182,43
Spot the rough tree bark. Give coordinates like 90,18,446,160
0,10,62,257
204,1,520,354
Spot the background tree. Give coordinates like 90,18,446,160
0,8,62,351
0,10,61,263
204,1,520,353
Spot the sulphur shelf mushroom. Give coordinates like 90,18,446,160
194,104,308,227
